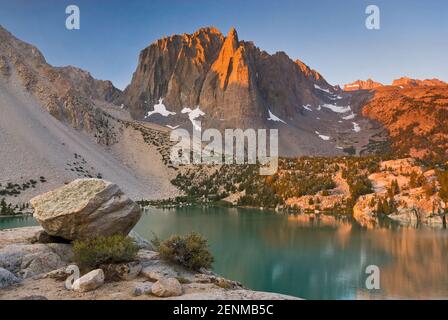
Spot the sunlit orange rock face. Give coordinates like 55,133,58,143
344,79,383,91
124,26,335,127
392,77,447,88
361,84,448,163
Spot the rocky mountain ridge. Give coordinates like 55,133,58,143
0,24,178,205
0,25,123,132
344,77,447,91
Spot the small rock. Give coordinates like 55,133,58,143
72,269,104,292
132,282,153,296
0,267,20,289
151,278,183,297
19,252,62,279
43,267,69,281
101,262,142,281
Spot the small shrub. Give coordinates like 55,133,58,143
73,235,138,269
155,232,214,271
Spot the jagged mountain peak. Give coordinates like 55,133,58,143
123,26,378,157
226,27,239,43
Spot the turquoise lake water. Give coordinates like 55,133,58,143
2,206,448,300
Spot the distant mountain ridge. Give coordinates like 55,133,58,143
344,77,447,91
344,79,384,91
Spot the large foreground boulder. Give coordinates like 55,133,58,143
30,179,142,241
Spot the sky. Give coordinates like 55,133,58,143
0,0,447,90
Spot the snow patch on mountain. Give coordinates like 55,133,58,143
342,113,356,120
321,104,352,114
181,106,205,131
267,110,286,124
352,122,361,132
315,131,331,141
314,84,331,94
302,104,312,111
145,98,176,118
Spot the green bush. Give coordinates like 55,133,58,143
73,235,138,269
154,232,214,271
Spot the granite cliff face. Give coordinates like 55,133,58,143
124,27,374,157
124,27,337,127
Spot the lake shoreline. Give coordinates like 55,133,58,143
0,226,300,300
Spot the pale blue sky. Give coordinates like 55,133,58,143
0,0,447,89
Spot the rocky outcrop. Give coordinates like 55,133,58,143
0,227,73,286
30,179,142,241
353,159,446,228
353,194,380,229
